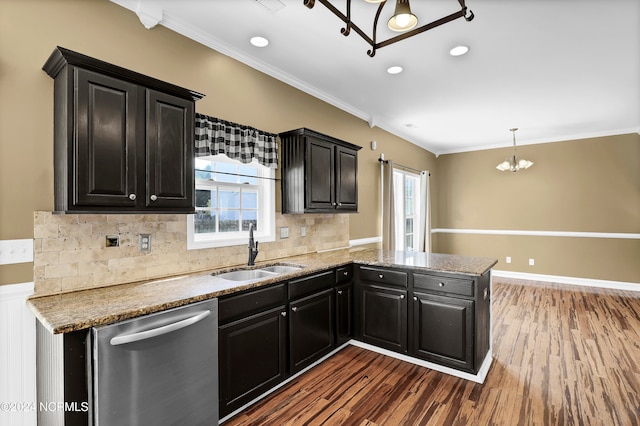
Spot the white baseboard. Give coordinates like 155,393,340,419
348,340,492,384
492,270,640,292
0,282,36,426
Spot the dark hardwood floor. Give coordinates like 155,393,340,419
224,278,640,425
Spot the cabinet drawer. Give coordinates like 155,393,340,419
336,265,353,284
359,266,407,287
289,270,334,300
219,283,287,324
413,274,474,297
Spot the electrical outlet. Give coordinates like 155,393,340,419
280,227,289,239
529,258,535,266
139,234,151,252
506,256,511,264
106,236,119,247
300,226,306,237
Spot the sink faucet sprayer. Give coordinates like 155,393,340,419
248,223,259,266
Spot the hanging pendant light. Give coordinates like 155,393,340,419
304,0,474,57
388,0,418,32
496,128,534,172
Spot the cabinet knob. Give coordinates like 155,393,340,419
338,202,342,206
413,296,418,301
343,271,349,276
150,194,158,201
400,294,405,299
292,306,298,312
438,282,445,287
332,202,337,206
378,274,384,279
337,290,343,295
281,311,287,317
129,193,136,201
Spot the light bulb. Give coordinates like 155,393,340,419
395,14,411,28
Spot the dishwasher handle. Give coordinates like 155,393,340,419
109,310,211,346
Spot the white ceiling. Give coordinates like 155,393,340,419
113,0,639,155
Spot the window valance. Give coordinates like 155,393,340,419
195,113,278,168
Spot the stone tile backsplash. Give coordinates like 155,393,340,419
33,211,350,296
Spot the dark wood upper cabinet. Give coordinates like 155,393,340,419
43,46,203,213
279,128,361,214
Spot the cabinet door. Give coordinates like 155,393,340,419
335,283,353,346
146,90,195,210
74,68,140,207
335,145,358,211
289,289,335,374
412,292,474,372
219,306,287,417
358,283,407,353
305,136,335,210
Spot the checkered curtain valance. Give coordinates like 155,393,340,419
195,113,278,168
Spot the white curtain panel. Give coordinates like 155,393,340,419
419,171,431,253
381,160,396,250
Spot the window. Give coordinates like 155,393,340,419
393,169,422,252
187,155,275,249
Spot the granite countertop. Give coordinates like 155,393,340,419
28,248,497,334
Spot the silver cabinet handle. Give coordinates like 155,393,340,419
378,274,384,279
292,306,298,312
281,311,287,317
337,290,343,295
338,202,342,206
109,310,210,346
332,202,337,206
439,282,445,287
400,294,405,299
343,271,349,276
129,193,136,201
150,194,158,201
413,296,418,301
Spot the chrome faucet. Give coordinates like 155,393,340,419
248,223,259,266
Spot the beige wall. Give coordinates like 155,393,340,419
434,134,640,283
0,0,434,286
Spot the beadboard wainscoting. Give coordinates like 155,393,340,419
0,281,36,426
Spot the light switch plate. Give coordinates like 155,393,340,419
0,239,33,265
280,227,289,239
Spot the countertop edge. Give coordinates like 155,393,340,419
28,250,498,334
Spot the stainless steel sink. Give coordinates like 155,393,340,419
259,265,303,274
214,269,277,281
212,264,304,282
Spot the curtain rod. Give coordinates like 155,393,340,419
195,168,280,181
378,158,430,176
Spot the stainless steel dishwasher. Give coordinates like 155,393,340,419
91,299,218,425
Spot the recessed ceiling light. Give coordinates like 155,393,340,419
250,36,269,48
449,45,470,56
387,66,403,75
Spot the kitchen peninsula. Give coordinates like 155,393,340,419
29,248,496,423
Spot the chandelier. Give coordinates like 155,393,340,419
302,0,475,57
496,128,534,172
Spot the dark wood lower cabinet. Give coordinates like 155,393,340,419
289,289,335,374
218,306,287,417
335,283,353,346
412,292,474,372
358,283,408,353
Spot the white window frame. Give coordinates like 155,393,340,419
187,155,276,249
393,169,422,252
